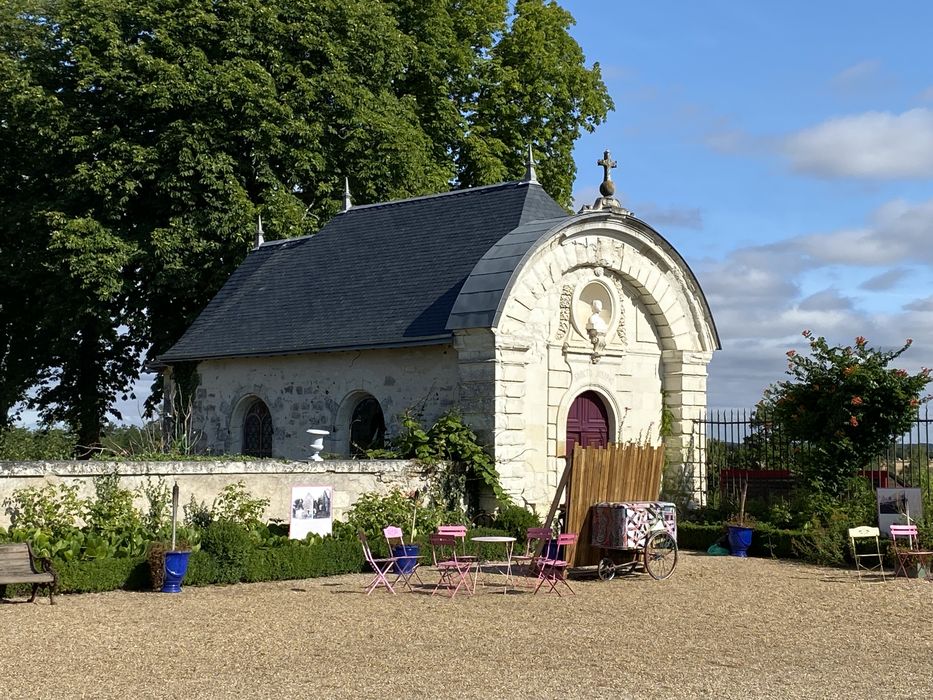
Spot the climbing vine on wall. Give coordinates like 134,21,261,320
371,410,511,512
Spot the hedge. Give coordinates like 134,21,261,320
1,536,366,598
677,522,808,559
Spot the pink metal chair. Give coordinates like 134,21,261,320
533,532,577,596
513,527,553,586
437,524,478,590
429,533,475,599
383,525,423,592
358,530,398,595
890,524,933,579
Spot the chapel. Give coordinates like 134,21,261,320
159,150,720,507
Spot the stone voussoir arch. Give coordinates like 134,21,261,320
494,213,719,354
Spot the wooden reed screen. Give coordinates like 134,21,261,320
565,442,666,567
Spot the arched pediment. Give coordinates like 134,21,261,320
447,210,720,353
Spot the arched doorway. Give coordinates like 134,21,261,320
242,399,273,457
565,390,610,455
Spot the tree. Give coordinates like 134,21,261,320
762,330,932,495
0,0,612,452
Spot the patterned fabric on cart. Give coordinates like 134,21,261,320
590,501,677,550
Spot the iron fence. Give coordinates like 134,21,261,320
685,406,933,506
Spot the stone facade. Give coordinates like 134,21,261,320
186,346,460,459
0,460,427,529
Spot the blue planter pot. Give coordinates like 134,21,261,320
162,550,191,593
727,526,753,558
392,544,420,575
544,540,564,560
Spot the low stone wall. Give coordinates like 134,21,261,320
0,459,427,528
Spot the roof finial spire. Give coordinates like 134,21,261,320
342,177,352,212
253,214,264,249
523,144,538,184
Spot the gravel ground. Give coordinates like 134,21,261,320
2,553,931,700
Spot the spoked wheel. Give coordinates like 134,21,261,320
644,531,678,580
597,557,616,581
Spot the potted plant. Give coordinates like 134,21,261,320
161,482,192,592
725,480,755,557
391,490,421,575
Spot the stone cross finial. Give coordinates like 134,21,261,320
597,150,617,197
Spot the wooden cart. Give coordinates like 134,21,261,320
589,501,678,581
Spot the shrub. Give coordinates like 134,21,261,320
763,331,931,495
212,480,269,529
490,503,541,540
0,426,77,460
199,521,254,583
343,489,456,548
86,472,146,557
3,482,86,542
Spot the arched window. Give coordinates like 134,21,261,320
350,396,386,456
243,399,273,457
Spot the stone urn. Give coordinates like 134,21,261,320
306,428,329,461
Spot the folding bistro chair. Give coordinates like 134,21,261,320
437,524,478,590
384,525,424,592
429,533,475,599
534,532,577,596
512,527,553,586
889,524,933,579
847,526,886,583
358,530,398,595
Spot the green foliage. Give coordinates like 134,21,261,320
763,331,931,495
3,482,86,542
212,480,269,529
183,496,213,530
490,503,541,541
138,476,170,534
199,521,254,584
1,0,611,444
85,472,146,557
387,410,510,510
343,489,455,548
0,427,77,460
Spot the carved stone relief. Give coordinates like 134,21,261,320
556,284,574,341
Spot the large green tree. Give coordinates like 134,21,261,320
0,0,612,452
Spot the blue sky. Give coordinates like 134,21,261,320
564,1,933,408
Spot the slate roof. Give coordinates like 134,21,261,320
160,181,569,363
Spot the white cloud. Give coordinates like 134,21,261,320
830,60,892,94
903,295,933,312
859,267,909,291
782,108,933,179
632,202,703,230
798,197,933,265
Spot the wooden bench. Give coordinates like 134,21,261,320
0,543,58,605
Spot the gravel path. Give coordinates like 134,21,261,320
2,553,930,699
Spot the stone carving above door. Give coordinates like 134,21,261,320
556,271,628,363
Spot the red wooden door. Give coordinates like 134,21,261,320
566,391,609,456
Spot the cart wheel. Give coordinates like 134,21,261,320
644,531,678,581
597,558,616,581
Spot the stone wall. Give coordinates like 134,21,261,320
188,345,460,459
0,459,427,529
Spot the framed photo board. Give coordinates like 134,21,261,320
876,487,923,537
289,485,333,540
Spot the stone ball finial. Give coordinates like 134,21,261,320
599,179,616,197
